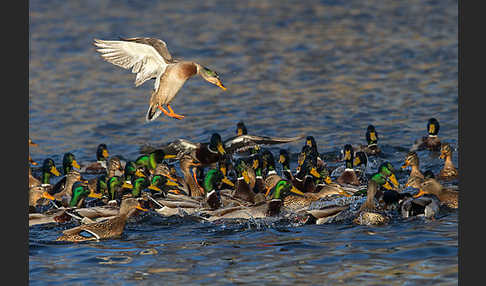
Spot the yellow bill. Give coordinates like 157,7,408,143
42,191,56,201
325,176,332,184
135,170,146,178
122,182,133,189
353,157,361,166
102,149,109,158
148,185,162,192
370,132,377,141
388,173,399,188
383,181,393,190
217,143,226,155
279,155,285,164
429,124,435,134
88,190,103,199
344,150,351,161
290,186,305,196
216,79,227,91
222,177,235,187
414,189,426,198
166,179,179,187
136,203,149,212
72,160,81,170
310,167,321,178
50,166,60,176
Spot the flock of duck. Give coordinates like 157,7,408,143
29,37,458,242
29,118,458,242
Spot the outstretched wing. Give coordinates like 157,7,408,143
140,139,199,159
224,134,305,154
93,38,170,90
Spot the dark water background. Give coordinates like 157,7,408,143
29,0,458,285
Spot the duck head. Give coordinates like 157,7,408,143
203,169,224,194
41,158,60,185
270,180,305,199
439,143,453,160
343,144,354,169
366,125,379,146
378,162,399,188
62,152,80,175
427,118,440,137
119,198,148,217
236,121,247,136
69,182,91,207
402,151,419,169
198,65,226,91
353,151,368,168
96,144,109,161
209,133,226,155
279,149,291,170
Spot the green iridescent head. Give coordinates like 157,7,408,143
62,152,81,175
209,133,226,155
107,176,123,201
131,177,150,197
270,180,305,199
69,181,90,207
41,158,61,184
203,169,224,194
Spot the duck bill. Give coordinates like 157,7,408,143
217,143,226,155
278,155,285,164
290,186,305,196
29,157,38,166
428,124,435,134
439,152,446,159
388,173,399,188
148,185,162,192
215,79,227,91
306,140,312,147
164,154,177,159
102,149,109,158
136,203,149,212
414,189,426,198
122,182,133,189
42,191,56,201
370,132,377,141
324,176,332,185
88,190,103,199
135,170,146,178
220,167,227,176
401,161,409,169
265,187,273,197
163,174,178,182
337,189,352,198
237,129,243,136
353,157,361,166
242,170,250,184
72,160,81,170
222,177,235,187
165,179,179,187
50,166,61,176
252,160,259,169
382,181,393,190
310,167,321,178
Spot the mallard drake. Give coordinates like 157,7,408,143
278,149,293,181
233,159,257,204
29,158,61,189
261,150,283,195
236,121,248,136
93,37,226,122
87,157,125,197
202,169,225,209
402,151,425,189
355,125,381,156
437,143,458,181
410,118,442,151
61,153,81,175
135,149,175,175
217,158,236,190
353,180,389,225
336,145,361,186
304,136,325,168
248,154,265,194
80,144,110,174
56,198,148,242
414,178,458,209
51,170,83,201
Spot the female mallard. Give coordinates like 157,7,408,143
56,198,148,242
437,143,458,181
411,118,442,151
402,151,424,189
336,145,361,186
29,186,56,210
93,37,226,122
414,178,458,209
353,180,389,225
80,144,110,174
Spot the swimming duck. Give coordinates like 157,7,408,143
249,154,265,194
62,152,81,175
51,170,83,201
135,149,175,175
202,169,225,209
56,198,148,242
29,158,61,189
179,154,205,197
414,178,458,209
402,151,424,189
80,144,110,174
236,121,248,136
353,180,389,225
304,136,325,168
355,125,381,156
336,145,361,186
217,158,236,189
278,149,293,181
410,118,442,151
87,157,125,198
94,37,226,122
437,143,458,181
261,150,284,195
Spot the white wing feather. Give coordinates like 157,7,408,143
94,39,168,91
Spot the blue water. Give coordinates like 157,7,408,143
29,0,458,285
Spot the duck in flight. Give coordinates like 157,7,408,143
93,37,226,122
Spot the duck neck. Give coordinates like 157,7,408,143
410,163,423,177
41,171,51,185
444,154,455,169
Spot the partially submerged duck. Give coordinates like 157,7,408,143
414,178,458,209
80,144,110,174
353,180,389,225
94,37,226,122
336,145,361,186
356,125,382,156
410,118,441,151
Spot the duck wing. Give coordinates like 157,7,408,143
94,38,170,91
224,134,304,154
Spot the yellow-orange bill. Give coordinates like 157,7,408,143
50,166,60,176
136,204,149,211
72,160,81,169
222,177,235,187
290,186,305,196
42,192,56,200
102,149,109,158
216,80,227,91
148,185,162,192
388,174,399,188
414,189,426,198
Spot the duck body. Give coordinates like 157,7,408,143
336,145,361,186
94,37,226,122
402,151,424,189
56,198,147,242
437,143,458,181
410,118,442,152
